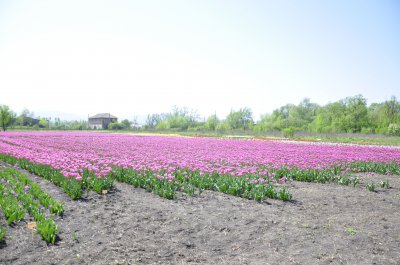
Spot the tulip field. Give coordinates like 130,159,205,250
0,132,399,205
1,131,400,264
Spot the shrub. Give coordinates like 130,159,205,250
375,127,388,134
282,127,295,138
388,124,400,136
215,122,230,131
108,122,125,130
361,127,374,134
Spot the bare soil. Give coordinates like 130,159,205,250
1,164,399,265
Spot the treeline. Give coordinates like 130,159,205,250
0,107,88,131
1,94,399,136
0,107,135,131
143,95,400,136
256,95,400,135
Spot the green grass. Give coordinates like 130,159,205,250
298,135,400,146
109,166,292,202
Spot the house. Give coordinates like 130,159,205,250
88,113,118,129
24,117,40,126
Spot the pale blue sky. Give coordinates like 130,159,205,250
0,0,399,121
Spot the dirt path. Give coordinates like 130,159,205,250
1,164,399,265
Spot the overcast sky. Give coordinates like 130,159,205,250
0,0,399,121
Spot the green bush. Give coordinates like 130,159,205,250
388,123,400,136
282,127,295,138
108,122,125,130
375,127,388,134
155,121,170,130
361,127,375,134
216,122,230,131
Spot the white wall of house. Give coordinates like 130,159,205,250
88,118,117,129
89,122,103,129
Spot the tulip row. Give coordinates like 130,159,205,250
273,161,400,183
110,167,292,201
3,166,64,215
0,168,64,244
0,153,292,202
0,154,113,200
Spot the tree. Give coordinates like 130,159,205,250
367,103,385,133
291,98,319,130
121,119,131,129
169,106,200,130
17,108,35,126
145,106,201,131
131,116,140,129
0,105,16,131
205,114,219,131
253,113,271,132
167,115,190,130
225,107,253,130
38,118,49,128
367,97,400,134
145,114,163,129
342,95,368,132
384,96,400,124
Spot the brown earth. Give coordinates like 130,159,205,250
0,164,399,265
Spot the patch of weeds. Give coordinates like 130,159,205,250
345,227,357,236
338,175,350,186
278,188,292,201
0,226,6,241
351,177,359,187
73,231,79,242
366,182,375,192
380,180,390,189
